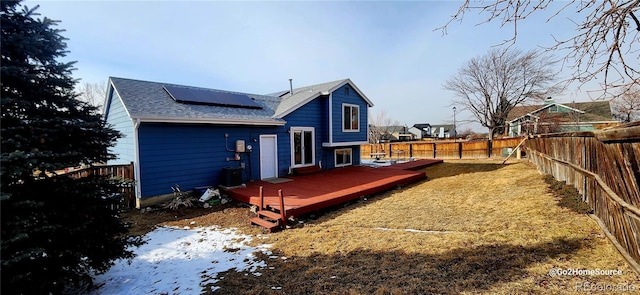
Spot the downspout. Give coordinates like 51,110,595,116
133,118,143,208
328,92,333,146
367,112,370,144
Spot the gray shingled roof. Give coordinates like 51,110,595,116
273,79,346,118
507,101,614,122
272,79,373,118
412,123,432,130
109,77,285,125
431,124,455,131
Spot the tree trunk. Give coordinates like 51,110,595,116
487,127,495,158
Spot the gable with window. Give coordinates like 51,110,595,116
342,103,359,132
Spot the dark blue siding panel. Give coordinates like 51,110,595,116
353,146,361,166
283,96,328,134
282,96,330,169
331,84,368,143
280,87,369,171
138,123,285,198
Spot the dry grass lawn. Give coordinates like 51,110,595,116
129,159,640,294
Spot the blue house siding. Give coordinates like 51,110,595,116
105,77,374,202
331,84,369,143
282,96,329,169
324,146,362,170
274,129,292,176
137,123,282,198
104,88,135,165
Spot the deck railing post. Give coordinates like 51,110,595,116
259,186,264,210
278,189,286,226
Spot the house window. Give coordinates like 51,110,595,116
345,87,350,96
335,148,352,167
291,127,315,167
342,104,359,132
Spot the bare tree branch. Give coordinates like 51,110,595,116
630,11,640,30
368,109,401,143
611,85,640,122
76,81,106,109
444,48,560,140
438,0,640,97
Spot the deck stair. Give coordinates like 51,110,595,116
249,187,287,232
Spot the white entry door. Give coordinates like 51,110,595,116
260,135,278,179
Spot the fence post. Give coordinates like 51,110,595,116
433,142,437,159
458,142,463,159
583,137,588,201
409,143,413,158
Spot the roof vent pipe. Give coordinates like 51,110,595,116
289,79,293,97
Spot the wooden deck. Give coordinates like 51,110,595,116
225,159,443,220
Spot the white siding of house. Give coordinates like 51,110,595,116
105,88,135,164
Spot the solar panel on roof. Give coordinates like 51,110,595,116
163,85,262,109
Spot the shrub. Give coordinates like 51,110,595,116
1,2,141,293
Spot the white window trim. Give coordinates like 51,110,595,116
322,140,368,147
290,127,315,168
334,148,352,167
342,103,360,132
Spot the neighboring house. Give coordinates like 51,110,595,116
409,123,432,139
103,77,373,207
374,125,414,142
430,124,456,139
408,123,456,139
506,99,618,137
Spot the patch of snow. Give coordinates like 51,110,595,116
361,159,393,167
361,159,412,168
91,226,271,294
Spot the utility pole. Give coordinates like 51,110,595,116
453,106,457,142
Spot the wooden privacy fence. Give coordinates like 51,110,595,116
361,137,523,160
64,162,136,209
525,122,640,274
64,162,135,180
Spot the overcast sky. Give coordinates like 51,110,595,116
31,0,598,132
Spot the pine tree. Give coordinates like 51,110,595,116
1,2,140,293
